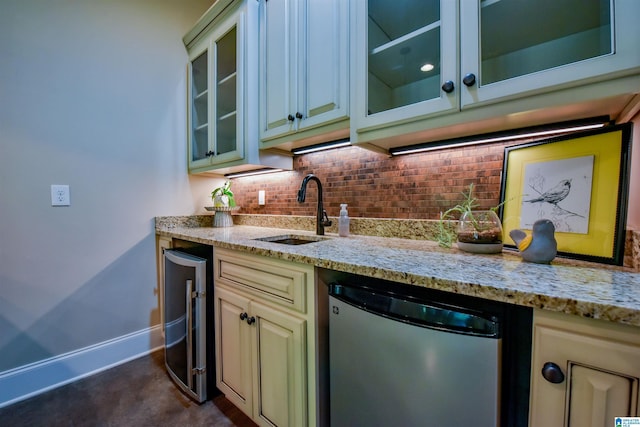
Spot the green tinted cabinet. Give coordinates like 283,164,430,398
460,0,640,109
184,0,291,175
259,0,349,149
352,0,640,149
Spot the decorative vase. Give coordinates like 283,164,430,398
456,210,503,254
213,194,230,208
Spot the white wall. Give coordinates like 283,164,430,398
0,0,222,373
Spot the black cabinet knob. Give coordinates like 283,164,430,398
441,80,455,93
462,73,476,87
205,150,215,157
246,316,256,325
541,362,565,384
295,112,303,119
287,114,295,121
239,312,248,321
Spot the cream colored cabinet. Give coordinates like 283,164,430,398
215,286,253,415
259,0,349,149
183,0,291,175
529,309,640,426
155,236,172,335
213,248,317,427
351,0,640,150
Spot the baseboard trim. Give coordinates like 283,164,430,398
0,325,163,409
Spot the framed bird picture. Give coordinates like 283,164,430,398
499,123,632,265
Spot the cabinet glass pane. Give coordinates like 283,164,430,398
215,27,237,156
480,0,612,85
367,0,441,115
191,51,208,162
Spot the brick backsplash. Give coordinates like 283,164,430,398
225,137,639,270
232,142,515,219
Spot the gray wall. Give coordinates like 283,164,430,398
0,0,223,372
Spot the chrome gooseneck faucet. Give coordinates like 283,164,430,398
297,174,332,235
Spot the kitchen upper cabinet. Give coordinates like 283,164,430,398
529,309,640,426
351,0,640,151
354,0,458,127
184,0,291,175
460,0,640,108
259,0,349,150
213,248,319,427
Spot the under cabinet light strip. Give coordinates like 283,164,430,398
225,168,284,179
389,118,609,156
292,138,351,155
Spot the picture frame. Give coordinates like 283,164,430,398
499,123,632,265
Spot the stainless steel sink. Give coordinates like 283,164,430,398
254,234,329,245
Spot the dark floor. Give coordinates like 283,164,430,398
0,351,258,427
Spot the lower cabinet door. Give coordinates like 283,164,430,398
568,364,635,427
215,286,253,416
253,300,307,427
530,311,640,426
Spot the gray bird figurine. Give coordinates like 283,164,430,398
509,219,557,264
525,179,571,205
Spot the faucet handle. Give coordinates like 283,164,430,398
321,210,332,226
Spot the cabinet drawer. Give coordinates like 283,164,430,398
215,248,311,313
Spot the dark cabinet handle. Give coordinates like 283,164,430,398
206,150,215,157
462,73,476,87
441,80,455,93
541,362,565,384
295,112,303,119
239,312,255,325
287,114,295,121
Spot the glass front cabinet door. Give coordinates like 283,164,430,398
460,0,640,108
187,6,245,172
353,0,639,138
352,0,458,132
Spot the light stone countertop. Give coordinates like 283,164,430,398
156,221,640,328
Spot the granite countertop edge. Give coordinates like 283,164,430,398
156,223,640,328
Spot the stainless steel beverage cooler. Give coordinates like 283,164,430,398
163,247,216,403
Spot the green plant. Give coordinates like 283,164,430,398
436,183,504,248
211,180,236,207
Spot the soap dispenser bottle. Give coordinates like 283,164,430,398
338,204,350,237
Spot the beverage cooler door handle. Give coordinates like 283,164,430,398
185,279,193,390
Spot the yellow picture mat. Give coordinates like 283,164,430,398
502,129,623,258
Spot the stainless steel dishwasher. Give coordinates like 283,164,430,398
329,281,502,427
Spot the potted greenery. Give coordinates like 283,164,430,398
211,181,236,208
208,181,238,227
436,183,504,254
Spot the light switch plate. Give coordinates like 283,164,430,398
258,190,265,205
51,185,70,206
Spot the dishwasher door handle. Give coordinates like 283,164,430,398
329,282,500,338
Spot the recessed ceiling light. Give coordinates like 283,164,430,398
420,63,434,72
